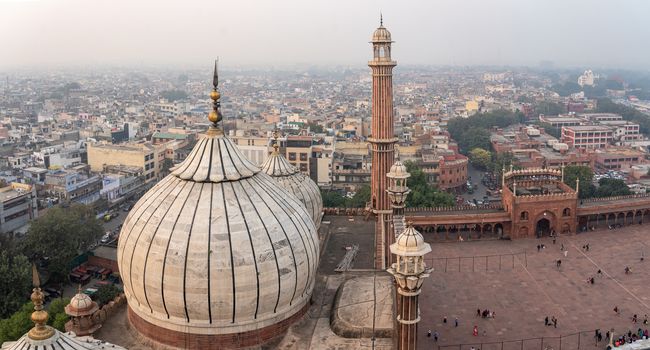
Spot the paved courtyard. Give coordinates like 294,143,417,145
419,225,650,349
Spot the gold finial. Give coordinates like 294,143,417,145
208,59,223,129
271,130,280,155
380,12,383,26
28,264,54,341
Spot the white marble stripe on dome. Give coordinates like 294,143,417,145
161,181,202,321
212,181,236,323
171,137,207,179
171,135,261,183
119,176,178,309
192,138,213,181
250,175,309,304
120,176,179,308
223,180,259,322
242,177,299,308
250,175,316,298
183,182,212,322
146,180,196,318
260,153,299,177
235,180,282,316
137,179,191,313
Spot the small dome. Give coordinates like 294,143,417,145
390,225,431,257
261,147,323,228
387,161,410,180
372,25,392,43
117,128,319,341
65,292,99,317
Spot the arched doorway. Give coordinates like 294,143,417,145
536,218,551,237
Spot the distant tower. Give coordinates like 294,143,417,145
369,15,398,269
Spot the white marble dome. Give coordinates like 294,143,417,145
117,128,319,336
261,146,323,229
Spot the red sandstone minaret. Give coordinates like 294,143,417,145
369,15,398,269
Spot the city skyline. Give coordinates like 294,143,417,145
1,0,649,70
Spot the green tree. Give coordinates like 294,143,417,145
160,90,188,101
345,184,370,208
0,302,34,344
468,148,492,170
94,284,120,307
308,122,324,134
403,161,455,208
550,82,582,97
321,190,346,207
447,109,522,154
0,251,30,319
47,298,70,331
533,101,565,117
22,204,103,282
563,165,595,199
594,178,631,197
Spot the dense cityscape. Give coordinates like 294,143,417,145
2,1,650,350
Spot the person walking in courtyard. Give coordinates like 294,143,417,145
561,243,564,251
433,331,438,341
545,316,549,326
633,314,638,323
477,308,481,317
427,329,431,338
552,316,557,328
614,306,620,316
443,316,447,324
473,325,478,336
564,249,568,258
455,317,459,327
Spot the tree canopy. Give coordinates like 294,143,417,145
594,178,631,198
447,109,524,154
22,204,103,282
403,161,455,208
160,89,188,101
563,165,595,199
550,82,582,97
321,184,370,208
468,148,492,170
534,101,566,117
0,250,30,319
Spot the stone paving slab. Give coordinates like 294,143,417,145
419,225,650,349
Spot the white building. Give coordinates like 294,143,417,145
578,70,595,87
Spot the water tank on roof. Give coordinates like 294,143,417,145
553,143,569,151
526,127,540,136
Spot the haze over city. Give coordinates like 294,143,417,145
1,0,649,69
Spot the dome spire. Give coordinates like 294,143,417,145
27,264,54,341
208,58,223,132
380,12,383,26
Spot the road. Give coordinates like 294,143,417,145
459,164,490,202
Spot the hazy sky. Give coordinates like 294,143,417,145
1,0,649,70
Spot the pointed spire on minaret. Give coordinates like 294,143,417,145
380,12,383,26
28,264,54,341
208,59,222,131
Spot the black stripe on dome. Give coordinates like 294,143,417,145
248,178,299,306
125,178,177,309
160,181,196,319
182,182,204,322
239,178,282,313
220,182,237,323
141,180,191,313
230,181,261,319
251,175,313,299
207,184,213,323
266,175,319,294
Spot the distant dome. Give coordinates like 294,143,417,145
372,25,392,43
117,128,319,347
261,146,323,228
65,292,98,317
